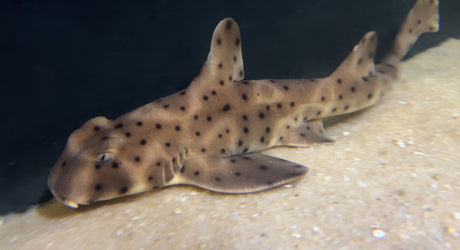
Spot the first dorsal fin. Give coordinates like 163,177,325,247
190,18,244,90
331,31,377,79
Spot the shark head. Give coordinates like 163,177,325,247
48,116,153,208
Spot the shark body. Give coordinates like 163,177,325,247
48,0,439,208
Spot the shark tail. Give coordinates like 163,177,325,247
380,0,439,72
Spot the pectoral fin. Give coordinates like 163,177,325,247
172,153,308,193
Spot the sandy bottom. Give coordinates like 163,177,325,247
1,39,459,250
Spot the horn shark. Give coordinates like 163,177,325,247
48,0,439,208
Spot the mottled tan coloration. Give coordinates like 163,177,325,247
48,0,439,208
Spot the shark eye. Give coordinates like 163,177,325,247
95,152,114,165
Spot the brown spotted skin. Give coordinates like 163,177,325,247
48,0,439,208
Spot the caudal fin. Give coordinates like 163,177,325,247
390,0,439,60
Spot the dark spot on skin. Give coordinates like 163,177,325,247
259,112,265,119
243,148,248,153
350,86,356,92
266,105,270,111
238,140,243,146
135,156,141,162
303,116,308,121
125,132,131,137
180,90,186,95
286,126,290,129
137,121,143,126
235,172,241,176
180,106,186,111
62,161,66,167
95,184,102,191
112,162,120,169
157,162,161,167
156,123,162,129
294,117,298,121
115,123,123,129
368,93,373,99
241,93,248,101
119,186,128,194
223,104,231,112
357,58,362,65
239,70,243,77
290,102,295,107
207,116,212,121
310,79,315,82
94,126,100,131
101,136,108,141
283,86,289,91
277,103,282,109
194,171,200,176
344,105,349,111
203,95,208,101
201,148,206,152
95,164,101,170
148,176,153,181
175,126,181,131
362,76,368,82
229,76,233,81
230,159,236,163
153,186,159,189
233,56,237,62
140,139,147,145
270,80,276,83
408,28,412,34
226,129,230,133
266,127,270,133
163,104,169,109
220,148,226,154
165,142,171,147
196,131,200,136
215,177,221,181
180,166,185,173
279,136,284,141
306,126,310,130
260,137,265,143
316,111,321,116
331,108,337,112
212,90,217,95
339,94,343,100
300,133,305,137
242,115,248,121
321,96,325,101
194,115,198,120
216,38,222,45
259,166,268,170
218,134,222,138
226,20,232,29
220,80,224,85
243,127,249,133
172,158,176,163
417,19,421,25
235,37,240,46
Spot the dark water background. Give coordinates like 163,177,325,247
1,0,459,214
